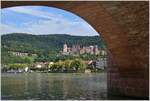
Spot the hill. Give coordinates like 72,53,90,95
1,33,106,64
2,33,106,54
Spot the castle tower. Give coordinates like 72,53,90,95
63,43,68,52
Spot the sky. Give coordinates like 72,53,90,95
1,6,99,36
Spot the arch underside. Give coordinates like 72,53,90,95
1,1,149,98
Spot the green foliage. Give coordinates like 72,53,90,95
7,63,28,70
48,59,86,72
2,33,106,54
1,33,106,65
64,60,71,69
70,59,86,71
1,50,35,64
22,56,34,64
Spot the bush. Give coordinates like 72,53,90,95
48,59,86,72
70,59,86,71
8,63,28,70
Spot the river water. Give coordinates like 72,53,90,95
1,73,107,100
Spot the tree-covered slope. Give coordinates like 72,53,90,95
1,33,106,54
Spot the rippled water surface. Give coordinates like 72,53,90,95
1,73,107,100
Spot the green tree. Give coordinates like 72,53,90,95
70,59,86,71
8,63,28,70
64,60,71,71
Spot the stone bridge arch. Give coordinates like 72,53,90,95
1,1,149,98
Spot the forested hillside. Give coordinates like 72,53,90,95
2,33,106,54
1,33,106,64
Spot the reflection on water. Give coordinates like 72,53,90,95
1,73,107,100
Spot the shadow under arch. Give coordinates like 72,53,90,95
1,1,149,99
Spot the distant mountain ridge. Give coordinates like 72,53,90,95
1,33,106,54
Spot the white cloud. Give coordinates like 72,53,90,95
24,19,98,36
1,6,99,36
1,18,99,36
7,6,65,22
1,23,32,34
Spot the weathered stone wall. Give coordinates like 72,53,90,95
1,1,149,98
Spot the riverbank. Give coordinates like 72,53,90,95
2,58,106,74
2,68,106,74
